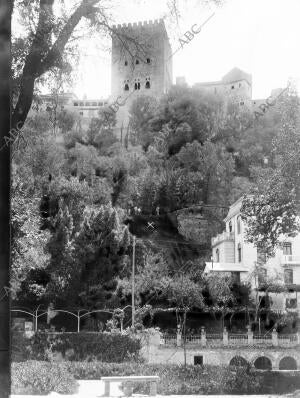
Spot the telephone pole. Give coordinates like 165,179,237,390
132,235,136,328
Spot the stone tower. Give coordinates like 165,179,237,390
111,19,173,136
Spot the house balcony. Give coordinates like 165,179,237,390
212,231,234,247
204,262,249,273
280,256,300,266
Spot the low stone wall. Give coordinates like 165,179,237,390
139,331,300,370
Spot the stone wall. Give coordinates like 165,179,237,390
139,331,300,370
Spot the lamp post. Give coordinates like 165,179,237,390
132,235,136,328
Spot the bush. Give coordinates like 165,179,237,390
64,362,262,395
12,331,141,362
11,361,79,395
11,332,31,362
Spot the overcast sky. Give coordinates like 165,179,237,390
72,0,300,100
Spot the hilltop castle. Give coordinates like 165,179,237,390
35,19,280,133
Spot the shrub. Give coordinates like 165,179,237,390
11,361,79,395
11,332,31,362
12,331,141,362
65,362,262,395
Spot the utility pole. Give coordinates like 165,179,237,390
132,235,136,328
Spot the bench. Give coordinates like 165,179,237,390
101,375,159,397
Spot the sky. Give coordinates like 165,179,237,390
69,0,300,100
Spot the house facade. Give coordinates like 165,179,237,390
205,197,300,314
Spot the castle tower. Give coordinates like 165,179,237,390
111,19,173,137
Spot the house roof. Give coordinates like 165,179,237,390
222,67,252,86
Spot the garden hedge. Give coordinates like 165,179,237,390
11,361,78,395
12,331,141,362
11,361,300,395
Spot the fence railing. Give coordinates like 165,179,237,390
159,329,299,348
160,334,177,346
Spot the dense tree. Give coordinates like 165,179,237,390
73,205,131,308
241,88,300,255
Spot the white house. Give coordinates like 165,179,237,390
205,197,300,314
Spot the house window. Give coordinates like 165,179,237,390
79,102,84,106
240,101,244,106
79,111,83,115
229,221,233,233
92,102,97,106
86,102,90,106
237,243,242,262
74,102,78,106
136,59,139,65
231,85,234,89
257,246,267,264
286,298,297,309
125,60,128,66
146,58,151,64
232,272,240,284
237,216,241,234
283,242,292,255
258,268,267,286
194,356,203,365
216,248,220,262
284,269,293,285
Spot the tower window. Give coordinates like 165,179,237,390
124,60,128,66
237,216,241,234
74,102,78,106
145,77,150,89
136,59,139,65
238,243,242,262
147,58,151,64
216,248,220,262
124,83,129,91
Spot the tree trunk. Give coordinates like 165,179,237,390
0,1,12,388
183,309,187,368
12,0,101,131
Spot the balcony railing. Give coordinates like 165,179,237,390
160,330,299,348
212,231,234,246
281,255,300,265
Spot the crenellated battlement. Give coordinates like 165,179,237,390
112,18,164,30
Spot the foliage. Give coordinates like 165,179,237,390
12,332,141,363
241,88,300,255
11,167,50,301
11,361,79,395
73,205,131,308
65,362,262,394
